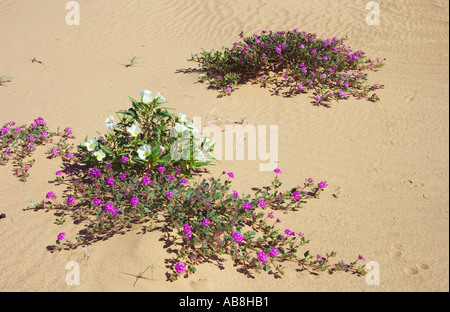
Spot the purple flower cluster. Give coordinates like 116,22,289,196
90,168,102,178
242,202,252,210
257,251,267,263
104,203,121,217
175,262,186,274
231,232,243,244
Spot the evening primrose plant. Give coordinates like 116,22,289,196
189,29,385,104
78,90,213,176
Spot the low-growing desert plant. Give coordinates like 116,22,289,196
77,90,213,177
189,29,385,104
0,118,75,181
0,75,13,86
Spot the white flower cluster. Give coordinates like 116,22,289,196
83,91,212,163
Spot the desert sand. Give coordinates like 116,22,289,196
0,0,448,292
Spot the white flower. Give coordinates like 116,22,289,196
200,137,214,152
178,113,188,123
170,123,189,137
84,138,98,151
193,150,206,162
137,144,151,160
105,116,117,130
185,121,200,137
140,90,153,104
127,124,142,137
94,150,106,161
155,92,166,103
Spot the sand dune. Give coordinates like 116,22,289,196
0,0,448,292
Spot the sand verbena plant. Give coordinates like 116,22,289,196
189,29,385,105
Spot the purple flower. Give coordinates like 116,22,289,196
226,87,232,93
323,56,329,61
284,229,294,236
315,95,322,101
66,128,73,135
175,262,186,274
183,224,191,233
130,196,139,206
292,192,301,200
232,190,239,199
142,176,151,185
111,209,120,218
104,203,114,212
105,177,115,186
227,172,234,179
93,199,102,206
51,149,58,155
306,177,314,183
0,127,9,135
67,196,75,206
358,254,366,262
375,82,381,88
118,173,127,180
66,152,74,159
321,74,327,79
231,232,243,244
268,211,274,219
257,251,268,263
181,178,189,185
57,232,66,242
242,202,252,210
34,117,46,126
55,170,63,176
46,191,55,199
275,47,282,54
269,247,279,257
165,190,174,198
310,49,317,55
14,127,21,133
29,136,35,142
297,84,304,91
274,168,282,174
107,162,113,169
317,254,322,260
185,232,193,239
121,156,129,163
318,181,327,189
257,199,266,209
167,174,175,180
41,132,48,138
202,219,210,226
